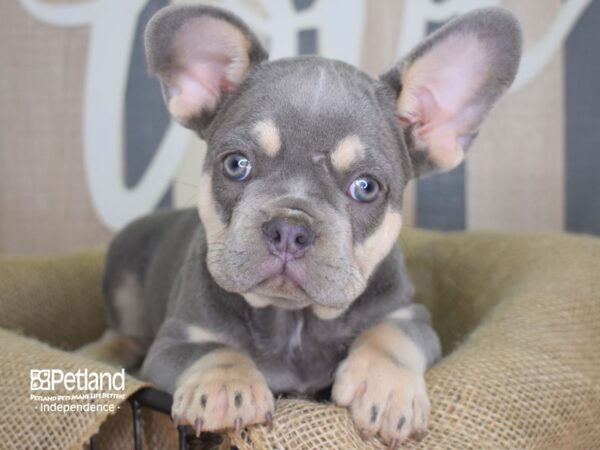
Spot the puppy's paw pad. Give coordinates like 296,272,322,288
172,365,274,434
332,347,430,445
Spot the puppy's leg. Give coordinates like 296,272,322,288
77,273,149,370
142,320,274,434
332,304,440,446
77,329,146,370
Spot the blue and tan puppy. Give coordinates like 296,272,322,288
81,5,521,446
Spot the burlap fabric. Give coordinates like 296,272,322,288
1,230,599,449
0,251,150,449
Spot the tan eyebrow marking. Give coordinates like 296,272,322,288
253,119,282,157
331,134,366,172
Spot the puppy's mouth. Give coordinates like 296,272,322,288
259,257,307,290
249,256,312,307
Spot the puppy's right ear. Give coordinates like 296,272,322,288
145,5,268,131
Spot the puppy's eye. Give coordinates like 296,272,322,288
348,176,380,203
223,153,252,181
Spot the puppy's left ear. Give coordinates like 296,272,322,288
381,7,522,177
145,5,268,132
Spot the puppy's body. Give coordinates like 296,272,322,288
103,208,436,394
82,5,521,445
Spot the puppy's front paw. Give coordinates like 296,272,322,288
172,351,274,435
332,345,430,447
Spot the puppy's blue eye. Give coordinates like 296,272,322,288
223,153,252,181
348,176,380,203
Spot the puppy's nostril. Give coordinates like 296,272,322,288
273,231,281,243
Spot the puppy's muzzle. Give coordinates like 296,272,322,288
262,218,316,261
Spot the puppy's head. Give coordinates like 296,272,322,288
145,6,521,317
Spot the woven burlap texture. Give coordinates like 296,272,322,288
0,250,148,450
1,230,599,449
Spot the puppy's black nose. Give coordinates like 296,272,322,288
262,219,315,260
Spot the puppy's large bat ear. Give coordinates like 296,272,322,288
145,5,268,131
381,7,522,177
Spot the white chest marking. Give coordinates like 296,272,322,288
289,316,304,354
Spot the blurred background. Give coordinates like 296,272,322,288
0,0,598,255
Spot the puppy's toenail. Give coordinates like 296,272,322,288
235,416,243,433
266,411,274,431
388,438,398,450
194,418,203,437
411,430,426,441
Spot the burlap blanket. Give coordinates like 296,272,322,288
1,230,599,449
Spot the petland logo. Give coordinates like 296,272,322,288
30,369,126,413
30,368,125,391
